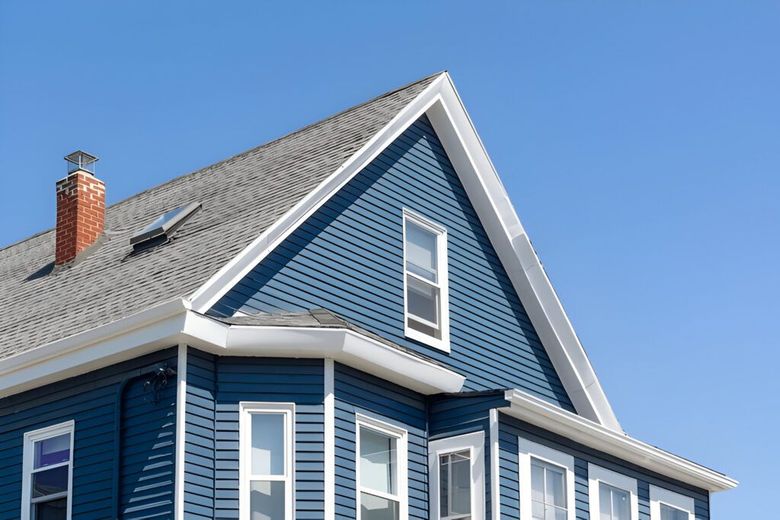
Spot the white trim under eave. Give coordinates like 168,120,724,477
0,303,464,399
502,389,738,493
183,72,621,432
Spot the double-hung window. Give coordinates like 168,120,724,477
649,486,694,520
588,464,639,520
22,421,74,520
518,438,575,520
403,210,449,350
239,403,294,520
356,414,408,520
429,431,485,520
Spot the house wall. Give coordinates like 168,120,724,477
0,348,177,520
334,362,428,520
210,115,574,411
497,413,710,520
183,348,325,519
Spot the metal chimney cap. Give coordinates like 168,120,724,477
64,150,99,174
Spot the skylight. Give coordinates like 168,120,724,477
130,201,201,248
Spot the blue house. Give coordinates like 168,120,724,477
0,72,735,520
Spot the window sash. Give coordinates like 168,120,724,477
439,450,472,519
22,421,74,520
356,415,408,520
240,403,294,520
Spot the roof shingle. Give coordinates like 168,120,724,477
0,73,439,360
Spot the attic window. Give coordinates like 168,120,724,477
130,201,201,249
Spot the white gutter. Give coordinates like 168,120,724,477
502,389,738,493
0,301,464,398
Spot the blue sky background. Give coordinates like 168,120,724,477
1,1,777,516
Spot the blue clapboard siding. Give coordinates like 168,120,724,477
429,392,508,520
184,347,217,519
0,348,177,520
119,366,178,519
182,351,324,519
334,363,427,520
210,115,574,411
497,413,710,520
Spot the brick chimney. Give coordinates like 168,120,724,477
55,151,105,265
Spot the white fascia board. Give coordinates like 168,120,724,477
0,297,191,398
0,300,462,397
502,389,738,493
183,72,621,432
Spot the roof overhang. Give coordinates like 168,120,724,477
187,72,623,431
502,389,738,493
0,298,464,398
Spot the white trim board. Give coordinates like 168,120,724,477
323,359,335,520
503,389,737,493
0,300,464,399
185,71,621,432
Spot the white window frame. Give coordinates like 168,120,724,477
21,420,75,520
588,464,639,520
355,413,409,520
429,431,485,520
518,437,576,520
649,485,695,520
239,402,295,520
402,209,450,352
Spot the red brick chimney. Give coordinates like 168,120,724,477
55,151,105,265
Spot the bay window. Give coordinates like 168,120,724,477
240,403,294,520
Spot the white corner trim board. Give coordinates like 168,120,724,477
323,359,335,520
503,389,738,493
489,409,501,520
0,300,464,399
174,343,187,520
184,71,621,432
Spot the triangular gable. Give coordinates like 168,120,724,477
188,73,622,432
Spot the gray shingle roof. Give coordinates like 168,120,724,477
0,73,440,360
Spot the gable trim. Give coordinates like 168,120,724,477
187,72,622,431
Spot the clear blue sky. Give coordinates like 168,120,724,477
1,1,777,517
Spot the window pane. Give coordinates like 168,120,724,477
359,427,396,495
32,466,68,498
599,483,612,520
450,452,471,515
531,461,545,505
531,499,545,520
360,492,399,520
406,221,438,283
546,466,566,508
439,455,449,517
250,480,285,520
407,275,439,325
34,434,70,469
251,413,285,476
611,487,630,520
32,497,67,520
661,503,689,520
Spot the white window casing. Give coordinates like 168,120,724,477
402,209,450,351
649,485,695,520
356,413,409,520
588,464,639,520
518,437,576,520
239,402,295,520
429,431,486,520
21,420,75,520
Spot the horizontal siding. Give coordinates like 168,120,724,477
0,348,177,520
334,363,427,520
198,356,325,520
211,115,574,411
497,413,710,520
